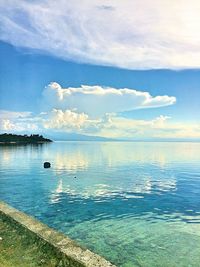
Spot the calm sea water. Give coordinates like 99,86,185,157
1,141,200,267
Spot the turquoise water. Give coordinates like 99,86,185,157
1,141,200,266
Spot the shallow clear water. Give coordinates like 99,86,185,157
1,141,200,267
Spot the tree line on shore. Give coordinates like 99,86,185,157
0,133,52,143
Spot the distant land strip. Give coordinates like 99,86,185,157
0,133,52,144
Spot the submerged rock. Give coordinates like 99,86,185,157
44,162,51,168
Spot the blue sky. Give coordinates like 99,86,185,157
0,1,200,140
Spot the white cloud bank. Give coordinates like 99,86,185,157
1,82,199,139
42,82,176,117
43,109,89,130
2,110,200,139
0,110,32,119
0,118,38,132
1,0,200,69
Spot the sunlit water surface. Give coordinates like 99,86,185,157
1,142,200,267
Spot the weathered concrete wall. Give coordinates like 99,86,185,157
0,201,116,267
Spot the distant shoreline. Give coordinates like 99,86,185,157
0,134,52,144
0,141,52,145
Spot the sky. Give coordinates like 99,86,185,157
0,0,200,140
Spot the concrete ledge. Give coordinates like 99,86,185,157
0,201,116,267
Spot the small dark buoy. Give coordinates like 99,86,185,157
74,176,77,178
44,162,51,168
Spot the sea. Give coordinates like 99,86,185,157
1,141,200,267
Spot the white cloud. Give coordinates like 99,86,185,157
85,114,200,139
0,110,32,119
0,110,38,131
42,82,176,117
88,114,172,138
43,109,89,130
39,108,200,139
1,107,200,139
0,119,38,131
0,83,199,139
39,81,175,135
0,0,200,69
0,119,16,131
